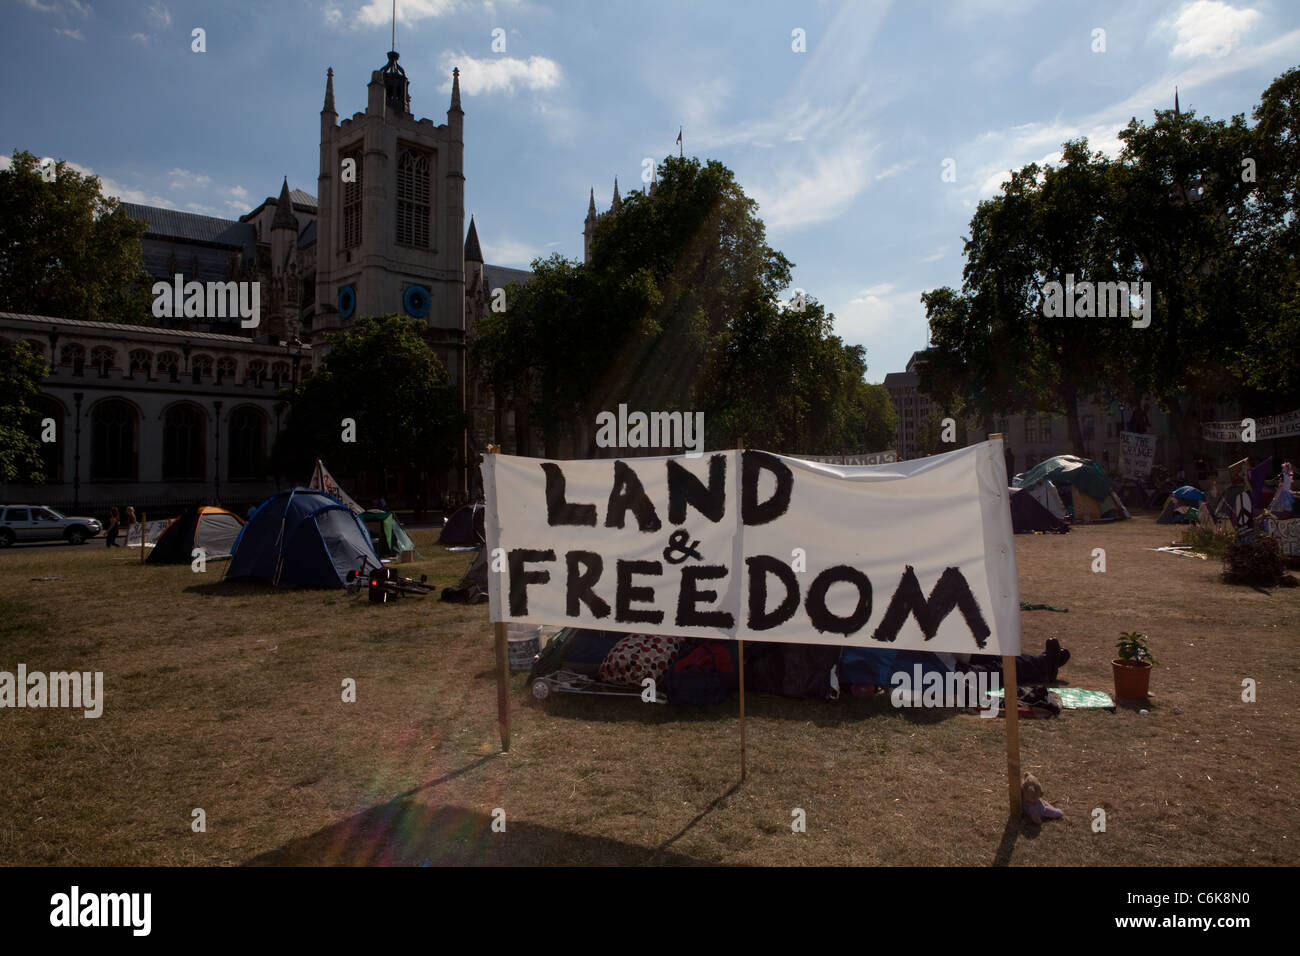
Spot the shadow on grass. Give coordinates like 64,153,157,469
245,755,705,866
991,813,1044,866
523,686,964,729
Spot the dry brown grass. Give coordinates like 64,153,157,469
1,514,1297,866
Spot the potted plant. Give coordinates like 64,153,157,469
1113,631,1156,701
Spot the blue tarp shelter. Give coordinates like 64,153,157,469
226,488,381,588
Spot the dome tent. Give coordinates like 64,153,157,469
226,488,381,588
361,509,420,558
147,505,244,564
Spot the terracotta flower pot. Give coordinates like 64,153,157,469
1112,659,1152,701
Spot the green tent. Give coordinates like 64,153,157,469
1014,454,1129,520
360,510,420,559
1014,455,1115,501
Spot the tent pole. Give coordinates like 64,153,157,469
1002,654,1020,816
990,432,1021,817
736,438,746,782
140,512,147,564
487,445,510,753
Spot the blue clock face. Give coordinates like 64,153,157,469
404,285,431,319
337,285,356,319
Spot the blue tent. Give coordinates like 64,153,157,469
226,488,381,588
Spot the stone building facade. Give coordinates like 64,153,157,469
4,49,532,513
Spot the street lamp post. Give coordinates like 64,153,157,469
73,391,83,511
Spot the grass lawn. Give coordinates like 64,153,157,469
1,515,1297,866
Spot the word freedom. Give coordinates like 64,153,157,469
506,452,993,646
0,665,103,718
50,886,151,936
1041,275,1152,328
151,273,260,328
595,404,705,457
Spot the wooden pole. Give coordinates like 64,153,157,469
487,444,510,753
990,432,1021,817
735,438,746,782
140,512,147,564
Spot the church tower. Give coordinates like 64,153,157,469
314,54,467,387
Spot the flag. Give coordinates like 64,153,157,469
676,127,682,145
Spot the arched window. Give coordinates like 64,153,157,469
129,349,152,378
32,395,64,483
191,354,213,385
156,351,180,382
396,148,431,248
60,342,86,376
90,399,138,480
90,346,115,378
162,403,207,481
271,361,290,388
246,359,267,387
342,146,363,249
215,356,237,384
228,406,267,480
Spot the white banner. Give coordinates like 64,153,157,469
1203,408,1300,442
482,442,1020,655
793,451,898,466
126,519,172,548
1119,432,1156,478
310,459,363,513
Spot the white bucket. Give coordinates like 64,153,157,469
507,624,542,672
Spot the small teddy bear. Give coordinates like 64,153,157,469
1021,772,1064,824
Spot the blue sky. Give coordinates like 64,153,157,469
3,0,1298,381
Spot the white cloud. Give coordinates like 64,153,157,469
748,135,874,232
228,185,249,199
146,3,171,28
130,32,150,44
437,52,561,96
167,168,212,189
831,286,930,365
1165,0,1260,59
919,246,948,264
53,27,84,39
22,0,90,14
358,0,460,27
482,236,542,268
323,4,343,27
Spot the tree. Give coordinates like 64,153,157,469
0,151,151,323
922,69,1300,473
0,339,48,484
274,315,463,496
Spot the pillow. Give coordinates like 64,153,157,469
597,634,683,687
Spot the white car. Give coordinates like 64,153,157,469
0,506,102,546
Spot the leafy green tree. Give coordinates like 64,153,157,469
274,315,463,495
0,150,151,323
0,339,49,483
922,69,1300,473
472,156,897,457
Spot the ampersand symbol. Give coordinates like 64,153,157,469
662,529,702,564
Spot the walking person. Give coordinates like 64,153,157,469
123,505,137,546
105,506,121,548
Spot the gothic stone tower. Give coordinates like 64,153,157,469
314,55,466,389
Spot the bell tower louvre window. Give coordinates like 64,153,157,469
342,146,363,249
396,146,431,248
